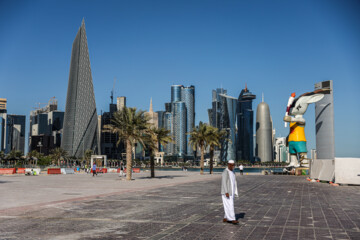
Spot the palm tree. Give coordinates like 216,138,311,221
145,127,173,178
104,107,150,180
188,121,210,175
207,127,229,174
51,147,68,167
84,149,93,166
27,150,43,166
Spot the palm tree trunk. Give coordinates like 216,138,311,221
209,146,214,174
200,144,205,175
150,149,155,178
126,139,132,180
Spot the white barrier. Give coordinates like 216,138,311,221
335,158,360,185
60,168,75,174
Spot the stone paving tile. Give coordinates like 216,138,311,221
0,175,359,239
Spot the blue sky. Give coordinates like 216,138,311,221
0,0,359,157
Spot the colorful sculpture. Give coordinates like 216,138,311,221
283,89,330,168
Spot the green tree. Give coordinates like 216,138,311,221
104,107,150,180
207,126,229,174
27,150,43,166
50,148,68,166
145,127,173,178
6,150,23,159
188,122,211,175
84,149,93,166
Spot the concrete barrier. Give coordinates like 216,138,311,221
17,168,26,174
107,168,117,173
61,168,74,174
335,158,360,185
48,168,61,174
0,168,16,174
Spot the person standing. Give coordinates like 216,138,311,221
92,163,97,177
221,160,239,224
119,162,124,178
239,164,244,175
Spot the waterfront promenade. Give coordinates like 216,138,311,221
0,172,359,239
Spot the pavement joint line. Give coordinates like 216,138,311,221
2,213,359,234
0,174,221,215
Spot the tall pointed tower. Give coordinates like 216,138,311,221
61,19,99,157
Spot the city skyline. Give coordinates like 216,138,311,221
0,0,359,157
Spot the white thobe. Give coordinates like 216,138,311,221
222,169,237,221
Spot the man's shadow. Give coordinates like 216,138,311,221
236,213,245,220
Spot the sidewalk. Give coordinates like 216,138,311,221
0,173,359,239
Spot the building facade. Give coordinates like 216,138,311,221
236,86,256,162
62,19,99,158
7,114,26,154
29,98,64,155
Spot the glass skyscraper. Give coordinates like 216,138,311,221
219,94,237,161
181,86,195,156
62,19,99,157
163,85,195,157
236,86,256,162
173,101,186,157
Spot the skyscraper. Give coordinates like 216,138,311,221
62,19,99,158
173,101,186,157
0,98,8,153
219,94,237,161
255,101,273,162
7,114,26,154
208,88,227,129
181,86,195,156
237,86,256,162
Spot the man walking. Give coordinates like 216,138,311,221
221,160,239,224
239,164,244,175
92,162,97,177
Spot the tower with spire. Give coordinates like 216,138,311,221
146,98,158,128
62,19,99,157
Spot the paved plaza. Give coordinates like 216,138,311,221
0,171,359,240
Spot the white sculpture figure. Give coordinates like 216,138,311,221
283,89,329,168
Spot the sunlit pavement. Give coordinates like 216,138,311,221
0,172,359,239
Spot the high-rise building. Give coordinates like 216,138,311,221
7,114,26,154
0,98,8,153
274,137,288,162
163,112,173,154
173,101,186,157
168,85,195,157
29,98,64,155
208,88,227,129
62,19,99,158
100,97,125,160
181,86,195,156
156,111,165,129
117,97,126,111
255,101,273,162
237,86,256,162
219,94,237,161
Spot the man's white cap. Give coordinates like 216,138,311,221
228,160,235,164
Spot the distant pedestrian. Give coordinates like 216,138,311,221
92,163,97,176
119,162,124,177
221,160,239,225
239,164,244,175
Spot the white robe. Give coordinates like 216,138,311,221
222,169,237,221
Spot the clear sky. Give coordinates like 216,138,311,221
0,0,359,157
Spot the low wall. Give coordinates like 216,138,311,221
48,168,61,174
0,168,16,174
61,168,74,174
335,158,360,185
